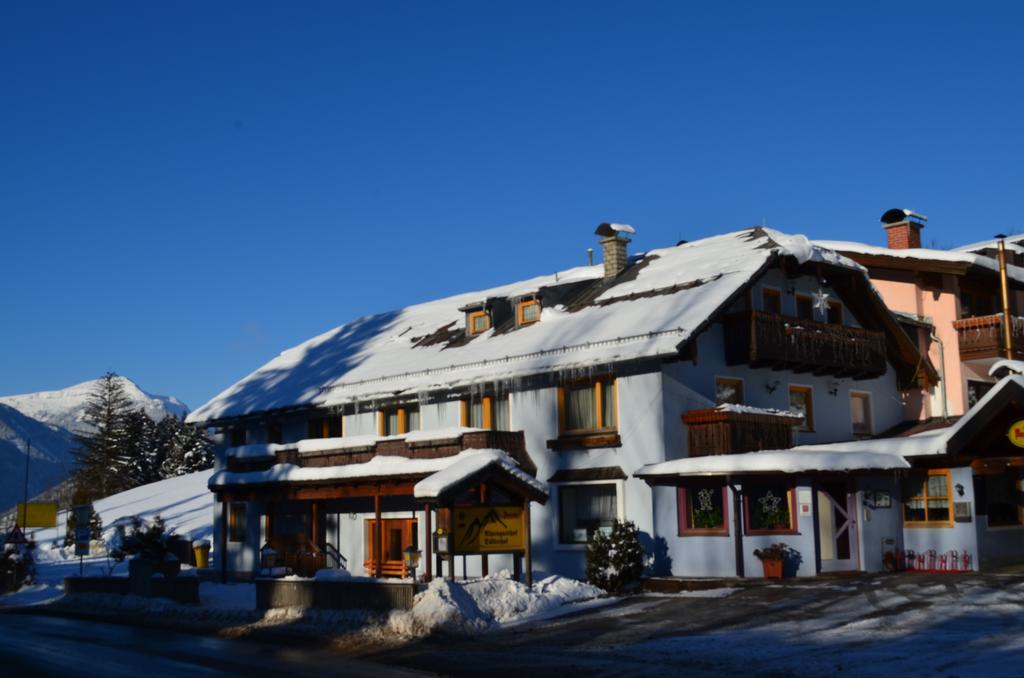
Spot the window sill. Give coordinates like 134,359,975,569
547,432,622,450
679,530,730,537
744,529,800,536
904,522,954,529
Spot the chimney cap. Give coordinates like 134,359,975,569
881,208,927,226
595,222,636,238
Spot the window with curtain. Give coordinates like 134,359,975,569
789,386,814,432
559,484,618,543
715,378,743,405
904,470,952,524
463,395,510,430
380,405,418,435
561,376,616,433
850,393,871,436
228,502,247,542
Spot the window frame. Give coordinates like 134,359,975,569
307,416,342,439
378,405,419,436
827,300,843,325
903,469,954,528
468,310,491,336
849,391,872,437
789,385,814,432
714,376,744,405
795,294,814,320
517,298,541,325
460,394,511,430
228,501,247,542
554,480,625,549
743,483,798,535
677,482,730,537
981,471,1024,529
762,286,782,315
557,375,618,435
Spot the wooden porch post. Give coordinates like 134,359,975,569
311,500,320,570
524,498,533,587
424,502,433,582
480,483,488,577
374,492,383,578
730,478,745,578
219,498,228,583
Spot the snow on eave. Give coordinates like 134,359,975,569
713,403,804,419
225,427,487,459
989,359,1024,378
413,449,547,501
635,448,910,478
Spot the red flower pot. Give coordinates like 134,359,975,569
761,558,783,579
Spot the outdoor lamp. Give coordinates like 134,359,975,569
956,483,965,497
403,545,422,580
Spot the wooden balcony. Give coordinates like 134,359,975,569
952,314,1024,361
725,311,887,378
682,407,800,457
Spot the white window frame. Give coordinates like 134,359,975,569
788,383,815,433
552,479,626,551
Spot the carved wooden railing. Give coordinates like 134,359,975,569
683,407,799,457
953,314,1024,360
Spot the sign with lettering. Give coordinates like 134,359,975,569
72,504,93,556
1008,420,1024,448
15,502,58,528
452,506,525,554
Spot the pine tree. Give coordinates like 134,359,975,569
585,520,646,593
71,372,133,499
158,416,214,478
122,408,158,486
179,421,214,474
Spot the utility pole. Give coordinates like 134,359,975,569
997,235,1014,360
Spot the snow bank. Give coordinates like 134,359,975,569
386,572,605,637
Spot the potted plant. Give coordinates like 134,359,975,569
753,543,789,579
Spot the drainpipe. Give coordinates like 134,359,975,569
998,236,1014,360
929,329,949,421
728,476,744,578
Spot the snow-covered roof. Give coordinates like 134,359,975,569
815,240,1024,283
711,403,804,419
635,448,910,477
189,228,863,424
413,449,547,501
954,235,1024,255
209,448,544,499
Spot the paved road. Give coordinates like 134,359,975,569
0,612,426,677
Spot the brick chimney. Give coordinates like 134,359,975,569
594,223,635,278
881,208,927,249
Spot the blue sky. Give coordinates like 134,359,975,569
3,2,1023,410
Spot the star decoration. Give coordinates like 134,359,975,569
697,488,716,513
812,288,830,315
758,491,782,514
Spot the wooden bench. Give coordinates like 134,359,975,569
363,560,410,578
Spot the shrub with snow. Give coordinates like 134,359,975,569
585,520,645,593
0,539,37,593
63,506,103,547
119,514,175,561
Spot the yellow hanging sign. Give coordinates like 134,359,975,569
452,506,525,554
1008,420,1024,448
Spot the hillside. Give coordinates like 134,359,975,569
0,403,76,512
0,376,188,435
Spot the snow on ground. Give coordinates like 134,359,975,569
1,470,214,608
386,571,607,637
618,578,1024,674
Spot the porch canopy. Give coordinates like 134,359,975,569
635,448,910,479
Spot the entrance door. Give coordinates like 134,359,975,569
365,518,418,577
817,482,859,572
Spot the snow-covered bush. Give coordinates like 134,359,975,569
119,514,174,561
585,520,645,593
0,540,36,593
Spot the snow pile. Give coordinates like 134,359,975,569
387,572,605,637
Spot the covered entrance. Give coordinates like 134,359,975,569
816,480,859,572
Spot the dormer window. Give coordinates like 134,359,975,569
517,298,541,325
468,310,491,336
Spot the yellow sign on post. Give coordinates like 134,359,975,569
452,506,525,554
1008,420,1024,448
16,502,58,528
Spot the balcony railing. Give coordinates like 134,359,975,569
952,314,1024,361
682,407,800,456
725,311,887,378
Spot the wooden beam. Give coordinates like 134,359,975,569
219,481,417,502
374,493,382,578
311,501,320,554
524,497,533,587
219,499,228,583
424,503,432,582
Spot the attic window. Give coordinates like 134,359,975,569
468,310,491,336
518,299,541,325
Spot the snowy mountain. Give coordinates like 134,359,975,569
0,403,76,512
0,376,188,436
0,377,189,511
